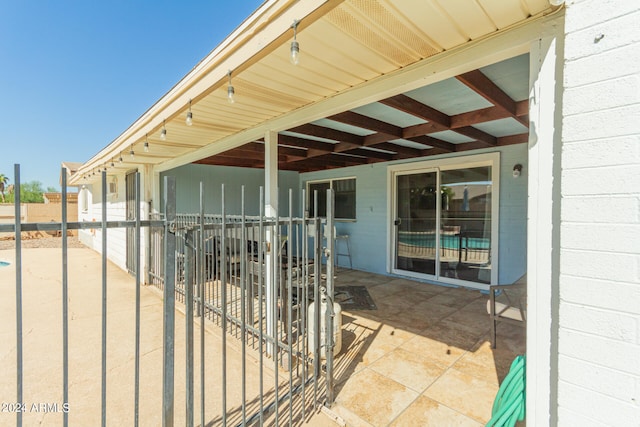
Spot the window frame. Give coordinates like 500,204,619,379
305,177,357,221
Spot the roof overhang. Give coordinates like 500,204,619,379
72,0,563,184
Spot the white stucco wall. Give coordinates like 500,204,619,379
78,171,151,278
558,1,640,425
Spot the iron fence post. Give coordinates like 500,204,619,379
312,191,321,405
325,188,335,407
14,164,23,427
198,182,205,427
185,228,195,427
101,171,108,427
240,186,247,426
220,184,228,426
61,167,69,427
162,176,176,427
134,172,141,427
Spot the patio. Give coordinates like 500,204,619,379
1,243,524,426
329,269,526,426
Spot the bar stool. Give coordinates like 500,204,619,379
335,233,352,269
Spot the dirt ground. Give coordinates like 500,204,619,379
0,244,335,426
0,235,85,250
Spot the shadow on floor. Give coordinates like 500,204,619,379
327,269,526,426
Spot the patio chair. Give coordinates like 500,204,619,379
203,236,247,279
487,274,526,348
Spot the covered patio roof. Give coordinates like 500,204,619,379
72,0,559,183
195,54,530,172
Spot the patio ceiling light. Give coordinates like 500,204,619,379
160,120,167,140
186,99,193,126
144,134,149,153
110,159,115,168
119,153,123,163
227,70,235,104
290,19,300,65
129,145,135,159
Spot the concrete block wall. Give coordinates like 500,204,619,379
559,0,640,424
0,202,78,237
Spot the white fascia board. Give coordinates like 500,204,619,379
155,9,564,174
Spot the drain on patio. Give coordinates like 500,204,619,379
335,285,377,310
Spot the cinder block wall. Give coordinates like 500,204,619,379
558,0,640,424
0,202,78,237
27,202,78,225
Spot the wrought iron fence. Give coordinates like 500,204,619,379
159,183,336,426
1,164,336,427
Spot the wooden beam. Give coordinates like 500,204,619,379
276,134,336,152
278,146,308,159
402,122,449,138
497,133,528,145
195,157,264,168
515,100,528,117
419,147,450,157
307,148,329,157
370,142,423,157
333,141,363,152
362,132,394,146
287,123,364,146
407,135,455,152
450,106,511,128
457,70,516,114
328,111,403,139
380,94,450,128
233,149,289,162
450,101,529,128
456,70,527,127
291,155,351,168
345,148,394,160
454,126,497,147
318,153,369,166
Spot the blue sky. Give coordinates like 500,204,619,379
0,0,264,190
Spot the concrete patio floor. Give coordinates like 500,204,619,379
0,246,525,426
330,269,525,426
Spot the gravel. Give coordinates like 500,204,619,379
0,235,86,250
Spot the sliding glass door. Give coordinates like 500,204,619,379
392,157,497,288
439,167,492,284
395,170,438,276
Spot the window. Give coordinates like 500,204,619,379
307,178,356,220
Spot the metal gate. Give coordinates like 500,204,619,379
1,165,336,427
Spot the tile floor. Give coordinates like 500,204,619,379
328,270,526,426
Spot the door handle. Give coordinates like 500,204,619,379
394,219,401,226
